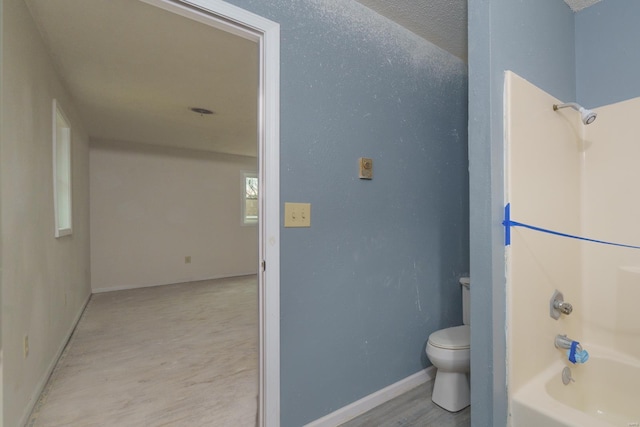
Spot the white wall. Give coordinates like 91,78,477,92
1,0,92,425
90,140,258,292
582,96,640,359
505,72,584,396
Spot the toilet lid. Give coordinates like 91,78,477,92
428,325,470,350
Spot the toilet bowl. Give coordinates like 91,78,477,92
426,325,470,412
425,277,471,412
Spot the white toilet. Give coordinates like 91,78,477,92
425,277,471,412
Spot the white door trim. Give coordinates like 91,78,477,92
136,1,280,425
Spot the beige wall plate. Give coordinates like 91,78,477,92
284,203,311,227
359,157,373,179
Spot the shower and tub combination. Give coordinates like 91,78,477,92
504,71,640,427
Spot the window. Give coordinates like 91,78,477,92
242,172,258,225
53,99,72,237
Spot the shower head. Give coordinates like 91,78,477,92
553,102,597,125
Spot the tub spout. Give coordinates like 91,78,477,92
555,334,579,351
555,334,589,364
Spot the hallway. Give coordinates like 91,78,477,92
27,276,258,426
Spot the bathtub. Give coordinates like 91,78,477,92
511,345,640,427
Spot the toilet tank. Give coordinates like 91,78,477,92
460,277,470,325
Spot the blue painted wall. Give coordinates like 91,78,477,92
225,1,469,425
576,0,640,107
468,0,574,425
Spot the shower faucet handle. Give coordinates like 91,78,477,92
550,290,573,319
554,300,573,315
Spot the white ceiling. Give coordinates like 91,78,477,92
25,0,259,157
25,0,602,157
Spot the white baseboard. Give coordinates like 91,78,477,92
19,292,91,427
91,272,257,293
305,367,436,427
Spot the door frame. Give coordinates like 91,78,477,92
138,1,280,425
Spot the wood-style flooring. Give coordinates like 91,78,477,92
340,380,471,427
27,276,258,427
28,274,471,427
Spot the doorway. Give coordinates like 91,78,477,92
21,0,280,425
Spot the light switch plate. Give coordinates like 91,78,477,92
284,203,311,227
359,157,373,179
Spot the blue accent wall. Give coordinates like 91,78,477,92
576,0,640,107
468,0,575,425
224,1,469,425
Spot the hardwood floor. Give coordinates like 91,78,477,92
340,380,471,427
27,276,258,427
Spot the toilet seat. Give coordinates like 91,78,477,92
428,325,470,350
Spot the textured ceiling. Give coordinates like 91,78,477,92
563,0,601,12
355,0,468,61
358,0,603,63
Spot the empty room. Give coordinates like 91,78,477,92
3,0,264,425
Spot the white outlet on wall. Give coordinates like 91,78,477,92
185,256,191,264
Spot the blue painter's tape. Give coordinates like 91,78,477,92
569,341,579,364
503,203,511,246
503,204,640,251
508,219,640,250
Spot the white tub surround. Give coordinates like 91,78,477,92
505,72,640,426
